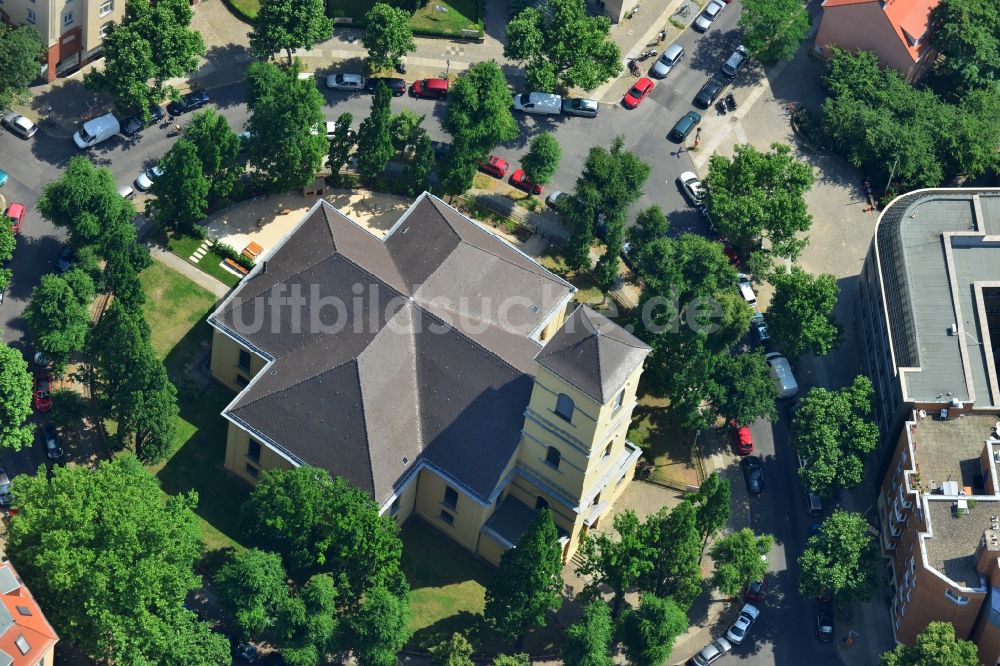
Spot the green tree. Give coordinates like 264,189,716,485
0,24,44,110
640,501,702,608
505,0,621,91
438,140,481,197
85,25,159,113
362,3,416,71
246,60,328,191
689,473,731,548
250,0,332,64
184,109,243,202
792,376,879,498
151,140,209,233
0,342,33,452
574,136,651,235
100,217,152,312
708,528,773,596
328,112,355,186
522,132,562,185
575,510,653,617
6,456,229,663
929,0,1000,97
215,548,289,640
627,206,669,253
593,217,623,292
444,61,519,157
37,157,136,248
113,346,179,464
485,509,563,648
799,510,879,603
356,82,395,181
429,632,474,666
740,0,811,64
389,108,423,151
347,585,411,666
89,301,151,404
240,468,406,601
563,194,596,271
406,129,436,195
710,351,779,426
493,654,530,666
616,594,687,666
274,574,338,666
768,266,840,358
881,621,979,666
563,601,613,666
704,142,813,262
25,269,95,371
0,223,14,294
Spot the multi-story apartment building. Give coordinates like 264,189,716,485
207,193,650,564
0,0,125,81
0,561,58,666
862,188,1000,662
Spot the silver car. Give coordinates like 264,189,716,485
325,72,365,91
722,45,750,77
693,0,725,31
2,112,38,139
691,637,732,665
650,43,684,78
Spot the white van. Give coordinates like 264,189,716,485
765,351,798,398
73,113,120,149
512,92,563,115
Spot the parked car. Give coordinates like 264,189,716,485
730,420,753,455
693,0,725,31
816,600,835,641
689,637,732,666
411,78,449,99
510,169,543,195
430,140,450,159
56,246,74,272
695,76,726,108
365,77,407,96
545,191,567,210
738,273,757,306
33,351,51,367
121,104,165,137
669,111,701,142
5,203,25,234
478,156,510,179
722,45,749,77
325,72,365,91
34,375,53,413
678,171,705,205
234,641,259,663
0,468,12,506
117,184,136,200
751,310,770,343
135,165,165,192
765,351,799,398
513,91,563,115
166,90,210,116
310,121,339,140
562,97,599,118
741,456,764,494
726,604,760,644
745,578,764,602
42,422,63,459
2,112,38,139
0,169,8,187
622,77,654,109
650,43,684,78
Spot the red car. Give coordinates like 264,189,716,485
478,156,510,179
623,77,655,109
34,374,52,413
510,169,543,195
5,203,25,234
722,245,740,266
730,419,753,455
411,78,449,99
745,579,764,602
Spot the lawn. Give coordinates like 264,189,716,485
165,232,242,288
140,261,249,553
326,0,482,35
539,250,612,311
225,0,259,21
627,390,702,489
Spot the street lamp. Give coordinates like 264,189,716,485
446,59,451,80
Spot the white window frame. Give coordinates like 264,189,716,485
99,0,113,15
945,589,970,605
63,11,73,26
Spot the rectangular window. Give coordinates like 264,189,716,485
238,349,252,372
26,8,35,23
603,443,613,457
63,11,73,25
613,389,625,410
443,487,458,510
235,374,249,388
439,510,454,526
245,463,259,479
99,0,113,15
945,589,970,605
247,439,261,463
390,497,400,516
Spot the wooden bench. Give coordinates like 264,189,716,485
241,241,263,260
224,258,249,276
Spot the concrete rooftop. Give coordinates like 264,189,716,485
924,498,997,589
916,413,1000,494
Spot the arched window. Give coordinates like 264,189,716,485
535,496,549,511
555,393,574,422
545,446,561,470
99,21,114,39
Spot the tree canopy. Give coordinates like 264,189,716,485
740,0,811,64
444,60,519,157
25,269,95,371
0,25,45,110
0,341,33,452
689,473,732,547
151,139,210,233
768,266,840,358
249,0,332,63
112,345,179,464
639,500,703,609
575,510,653,616
356,82,395,181
346,585,412,666
521,132,562,186
184,109,243,203
929,0,1000,97
328,111,356,187
563,601,614,666
617,594,688,666
37,157,137,248
792,376,879,497
505,0,621,92
7,456,229,663
710,351,779,425
362,3,416,71
215,548,289,640
703,142,814,262
881,622,979,666
429,632,475,666
274,574,339,666
799,509,879,603
709,528,773,595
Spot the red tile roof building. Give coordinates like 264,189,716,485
0,562,58,666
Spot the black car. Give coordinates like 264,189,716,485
365,77,407,96
167,90,210,116
42,422,63,460
121,104,165,137
816,600,835,642
695,77,726,108
741,456,764,494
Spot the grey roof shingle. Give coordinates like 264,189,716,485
535,306,650,402
210,194,588,503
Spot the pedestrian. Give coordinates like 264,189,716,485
658,30,666,43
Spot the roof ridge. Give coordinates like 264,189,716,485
350,358,379,498
231,355,362,408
